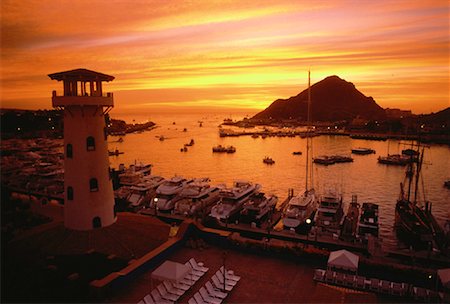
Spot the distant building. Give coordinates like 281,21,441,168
385,108,412,119
49,69,116,231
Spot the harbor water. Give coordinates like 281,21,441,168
108,112,450,251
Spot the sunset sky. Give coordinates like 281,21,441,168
1,0,449,115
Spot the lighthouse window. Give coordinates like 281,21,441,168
89,178,99,192
66,144,73,158
86,136,95,151
93,216,102,228
67,186,74,200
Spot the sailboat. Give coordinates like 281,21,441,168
282,71,318,232
395,145,445,251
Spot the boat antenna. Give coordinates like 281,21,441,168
305,70,311,192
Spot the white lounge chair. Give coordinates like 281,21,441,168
181,276,196,286
194,292,208,304
189,258,209,273
143,294,155,304
157,284,180,302
150,289,172,304
188,297,198,304
199,287,222,304
137,300,145,304
214,273,237,287
185,263,205,277
206,281,227,299
211,274,233,291
163,281,184,296
170,280,190,291
219,266,241,281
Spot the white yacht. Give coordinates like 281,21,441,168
174,178,221,216
127,175,165,211
118,163,152,186
282,189,317,230
282,71,318,232
210,181,261,221
154,176,192,212
314,191,344,233
239,192,278,226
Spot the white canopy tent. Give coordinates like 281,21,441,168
438,268,450,290
327,249,359,273
151,260,190,282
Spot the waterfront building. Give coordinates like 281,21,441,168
49,69,116,230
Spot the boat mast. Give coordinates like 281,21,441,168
305,71,311,192
413,147,424,205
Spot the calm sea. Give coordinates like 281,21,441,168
109,112,450,250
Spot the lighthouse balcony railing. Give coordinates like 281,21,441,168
52,91,113,107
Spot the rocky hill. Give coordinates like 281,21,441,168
252,75,386,121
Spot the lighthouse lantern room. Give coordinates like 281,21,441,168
49,68,116,231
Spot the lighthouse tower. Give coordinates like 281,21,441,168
49,69,116,231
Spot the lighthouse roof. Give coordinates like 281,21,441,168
48,68,114,82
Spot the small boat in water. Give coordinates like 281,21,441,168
445,180,450,189
185,139,195,146
210,181,261,222
377,154,410,166
154,176,193,212
330,155,353,163
313,156,335,165
239,192,278,226
292,151,302,155
174,178,220,217
351,147,375,155
263,157,275,164
108,149,124,156
358,202,379,239
212,145,236,153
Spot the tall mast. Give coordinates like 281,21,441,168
305,71,311,191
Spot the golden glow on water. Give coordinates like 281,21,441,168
108,113,450,250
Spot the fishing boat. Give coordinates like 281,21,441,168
263,157,275,164
212,145,236,153
395,146,445,250
153,176,193,212
282,71,317,233
173,178,221,217
313,156,335,165
330,155,353,163
351,148,375,155
358,202,379,239
378,154,410,166
314,191,344,234
239,192,278,226
209,181,261,222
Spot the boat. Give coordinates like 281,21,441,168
340,195,360,241
263,157,275,164
239,192,278,226
314,191,344,234
358,202,379,239
174,178,221,217
153,176,193,212
118,163,152,186
159,135,165,141
282,71,317,233
292,151,302,155
251,134,259,138
351,148,375,155
108,149,124,156
445,180,450,189
330,155,353,163
313,156,335,165
395,146,445,250
377,154,410,166
180,147,188,152
117,137,124,143
185,139,195,146
183,128,188,132
209,181,261,222
212,145,236,153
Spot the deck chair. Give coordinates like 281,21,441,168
206,281,227,299
189,258,209,273
185,263,205,277
214,272,237,287
211,274,233,292
199,287,222,304
219,266,240,281
157,284,180,302
150,289,172,304
194,292,208,304
188,297,198,304
163,281,184,296
169,280,190,291
143,294,154,304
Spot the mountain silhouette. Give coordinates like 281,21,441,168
252,75,385,121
